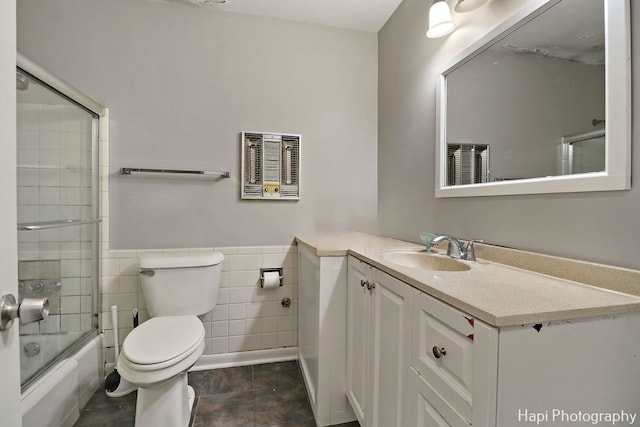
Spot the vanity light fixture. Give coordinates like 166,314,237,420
454,0,487,13
426,0,456,38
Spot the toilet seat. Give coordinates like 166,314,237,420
122,316,204,369
117,315,205,388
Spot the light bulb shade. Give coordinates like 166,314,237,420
454,0,488,13
427,1,455,38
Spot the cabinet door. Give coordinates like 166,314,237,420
369,269,412,427
346,257,370,425
297,246,320,409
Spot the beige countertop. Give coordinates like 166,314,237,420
296,231,416,256
295,232,640,327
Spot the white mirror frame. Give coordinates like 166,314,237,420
435,0,631,198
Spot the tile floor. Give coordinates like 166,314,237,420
74,361,360,427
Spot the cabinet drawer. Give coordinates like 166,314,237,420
411,290,474,423
410,369,470,427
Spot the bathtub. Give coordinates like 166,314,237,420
21,335,103,427
20,332,86,386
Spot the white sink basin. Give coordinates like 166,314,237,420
379,250,471,272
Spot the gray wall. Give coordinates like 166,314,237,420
17,0,378,249
18,0,640,270
379,0,640,270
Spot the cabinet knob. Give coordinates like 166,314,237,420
360,279,367,287
367,281,376,290
432,346,447,359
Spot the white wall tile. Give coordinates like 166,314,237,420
261,253,280,268
228,336,245,352
99,245,299,359
228,288,245,304
216,288,229,305
100,276,118,294
211,321,228,337
245,254,261,270
261,317,278,333
61,314,81,332
117,275,138,294
245,334,261,351
228,303,245,320
261,246,283,254
211,305,228,321
228,319,245,336
210,337,228,354
228,271,245,287
227,254,246,271
61,296,81,313
277,331,294,347
262,333,278,349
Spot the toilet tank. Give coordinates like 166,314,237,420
138,252,224,317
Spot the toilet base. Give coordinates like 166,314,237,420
134,373,194,427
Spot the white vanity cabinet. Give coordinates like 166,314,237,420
346,255,640,427
297,244,356,426
346,256,413,427
494,315,640,426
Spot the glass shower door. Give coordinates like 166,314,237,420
16,68,100,388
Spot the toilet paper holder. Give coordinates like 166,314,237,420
260,268,283,288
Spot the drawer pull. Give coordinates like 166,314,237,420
360,280,376,290
432,346,447,359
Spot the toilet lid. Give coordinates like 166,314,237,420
122,316,205,365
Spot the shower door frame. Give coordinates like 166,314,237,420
17,52,106,391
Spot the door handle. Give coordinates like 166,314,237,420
0,294,49,331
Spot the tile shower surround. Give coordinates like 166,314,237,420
100,245,299,365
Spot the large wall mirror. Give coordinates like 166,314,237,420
435,0,631,197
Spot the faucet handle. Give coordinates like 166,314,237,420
463,239,484,261
432,235,459,257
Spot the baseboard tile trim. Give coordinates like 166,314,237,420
191,347,298,371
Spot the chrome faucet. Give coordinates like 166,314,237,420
431,235,483,261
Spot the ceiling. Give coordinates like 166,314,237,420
495,0,604,65
149,0,404,32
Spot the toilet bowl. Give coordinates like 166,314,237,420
116,252,224,427
118,316,205,426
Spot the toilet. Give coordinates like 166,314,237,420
117,252,224,427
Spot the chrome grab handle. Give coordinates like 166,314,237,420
18,218,102,231
0,294,49,331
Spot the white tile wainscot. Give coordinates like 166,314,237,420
100,245,299,369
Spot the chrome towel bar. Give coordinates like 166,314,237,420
120,167,231,178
